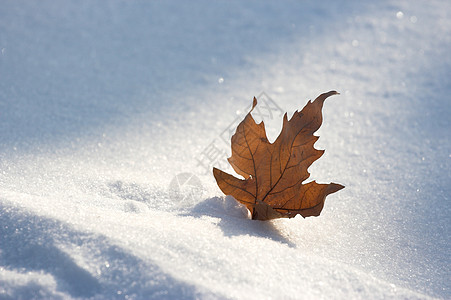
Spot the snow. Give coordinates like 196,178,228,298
1,0,450,299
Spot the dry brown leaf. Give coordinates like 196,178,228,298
213,91,344,220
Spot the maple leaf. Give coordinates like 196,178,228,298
213,91,344,220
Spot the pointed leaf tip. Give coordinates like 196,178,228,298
328,183,345,194
326,90,339,96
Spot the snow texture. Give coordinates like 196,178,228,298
1,0,450,299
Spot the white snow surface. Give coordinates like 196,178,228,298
1,1,450,299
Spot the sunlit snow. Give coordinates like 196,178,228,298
1,1,450,299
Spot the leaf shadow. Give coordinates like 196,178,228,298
184,196,296,248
